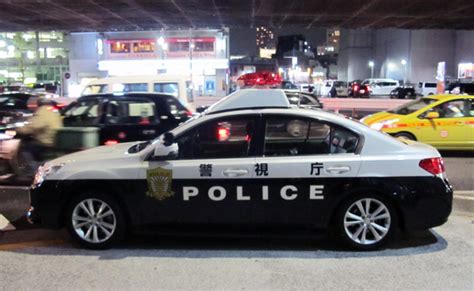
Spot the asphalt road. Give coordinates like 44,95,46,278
0,212,472,290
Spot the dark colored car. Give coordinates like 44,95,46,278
0,92,60,132
62,93,192,145
348,81,370,98
389,87,417,99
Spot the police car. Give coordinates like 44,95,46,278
28,89,452,250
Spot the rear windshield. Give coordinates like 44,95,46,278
387,98,437,115
83,85,108,95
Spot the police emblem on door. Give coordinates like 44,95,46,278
146,167,174,201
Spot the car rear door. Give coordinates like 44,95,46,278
102,98,161,144
252,114,362,227
137,114,260,225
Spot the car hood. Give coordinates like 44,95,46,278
50,142,138,164
361,111,404,126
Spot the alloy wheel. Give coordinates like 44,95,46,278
72,198,116,244
343,198,391,245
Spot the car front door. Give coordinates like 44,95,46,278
137,115,259,225
418,99,471,148
253,114,362,227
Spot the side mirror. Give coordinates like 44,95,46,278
153,142,178,160
163,132,174,146
425,111,439,119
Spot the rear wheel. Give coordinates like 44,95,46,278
66,192,125,249
394,132,416,141
336,195,397,250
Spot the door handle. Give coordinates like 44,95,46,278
223,169,249,177
326,166,351,174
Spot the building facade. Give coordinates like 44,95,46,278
68,29,229,98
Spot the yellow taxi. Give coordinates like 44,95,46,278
361,94,474,150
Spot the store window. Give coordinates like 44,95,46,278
193,41,214,52
169,41,189,52
110,41,131,53
133,41,155,53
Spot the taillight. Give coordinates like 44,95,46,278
186,110,193,117
419,157,445,175
354,85,359,91
105,140,118,145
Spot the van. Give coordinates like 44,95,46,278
82,75,194,109
362,78,400,97
416,82,437,96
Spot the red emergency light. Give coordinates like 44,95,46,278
237,71,282,87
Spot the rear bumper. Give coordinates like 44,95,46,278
399,176,453,231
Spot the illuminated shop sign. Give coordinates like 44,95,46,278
458,63,473,79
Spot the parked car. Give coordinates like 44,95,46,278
284,90,323,109
28,89,452,250
361,94,474,151
389,87,417,99
62,93,192,145
416,82,437,96
445,82,474,95
363,78,400,97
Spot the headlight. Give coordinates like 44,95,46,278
32,164,64,187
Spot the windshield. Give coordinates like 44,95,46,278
387,98,437,115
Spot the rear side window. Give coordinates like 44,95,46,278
153,82,179,97
425,83,437,88
63,100,102,126
264,117,359,156
105,99,157,125
123,83,148,93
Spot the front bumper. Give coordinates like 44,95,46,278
27,181,64,229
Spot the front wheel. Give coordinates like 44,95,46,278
66,192,126,249
336,195,397,250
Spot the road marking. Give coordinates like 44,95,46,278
0,214,15,231
0,239,66,251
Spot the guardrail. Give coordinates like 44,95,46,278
320,97,411,115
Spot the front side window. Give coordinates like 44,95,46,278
264,117,359,156
430,100,466,118
105,99,157,125
176,117,256,160
63,100,101,126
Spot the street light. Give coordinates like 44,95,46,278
401,59,407,84
368,61,374,78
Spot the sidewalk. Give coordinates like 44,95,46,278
453,191,474,215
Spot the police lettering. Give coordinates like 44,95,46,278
182,185,324,201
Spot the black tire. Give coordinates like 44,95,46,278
394,132,416,141
335,193,398,251
66,192,126,249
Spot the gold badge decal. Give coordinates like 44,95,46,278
146,167,174,201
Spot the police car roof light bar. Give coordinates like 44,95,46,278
206,89,291,114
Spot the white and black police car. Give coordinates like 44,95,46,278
28,89,452,250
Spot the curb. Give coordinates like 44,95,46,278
453,191,474,214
